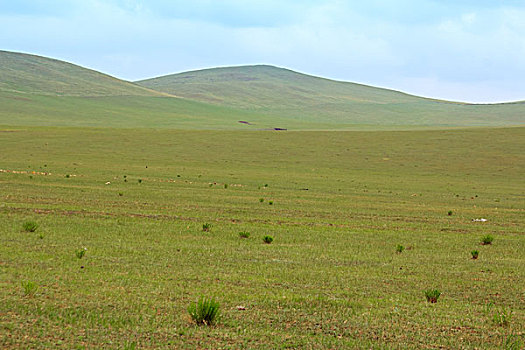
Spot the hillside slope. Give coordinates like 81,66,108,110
0,51,523,129
138,65,525,127
0,50,161,96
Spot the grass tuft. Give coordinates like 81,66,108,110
188,297,220,326
75,247,87,259
21,281,38,296
481,235,494,245
22,221,39,232
424,289,441,303
263,235,274,244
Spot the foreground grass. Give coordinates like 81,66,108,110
0,126,524,349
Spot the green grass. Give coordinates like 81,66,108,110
137,65,525,128
0,50,160,97
0,126,523,348
1,51,524,130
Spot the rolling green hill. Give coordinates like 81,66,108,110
137,65,525,128
0,50,161,97
0,50,524,129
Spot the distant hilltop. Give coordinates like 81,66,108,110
1,50,524,130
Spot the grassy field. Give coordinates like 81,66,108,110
2,51,524,130
137,65,525,128
1,126,523,349
0,50,160,97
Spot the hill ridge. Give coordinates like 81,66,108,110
1,50,524,129
0,50,164,97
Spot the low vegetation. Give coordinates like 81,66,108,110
22,221,38,232
75,247,87,259
187,297,220,326
20,281,38,297
239,231,250,239
0,127,523,349
263,235,274,244
481,234,494,245
424,289,442,303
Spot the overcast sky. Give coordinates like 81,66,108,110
1,0,524,103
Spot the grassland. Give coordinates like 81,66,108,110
1,126,523,349
137,65,525,128
0,50,160,97
1,51,524,130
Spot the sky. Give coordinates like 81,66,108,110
1,0,524,103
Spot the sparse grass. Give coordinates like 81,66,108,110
22,221,39,232
425,289,441,303
0,127,523,349
481,235,494,245
187,297,220,326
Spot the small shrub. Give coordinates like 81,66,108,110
471,250,479,259
425,289,441,303
75,247,87,259
396,244,405,253
21,281,38,296
481,234,494,245
202,223,212,232
259,198,264,203
65,174,70,178
239,231,250,238
447,210,453,216
263,235,274,244
118,192,124,197
138,179,142,183
38,233,44,240
23,221,39,232
264,184,268,187
268,201,273,205
188,297,220,326
224,184,228,189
